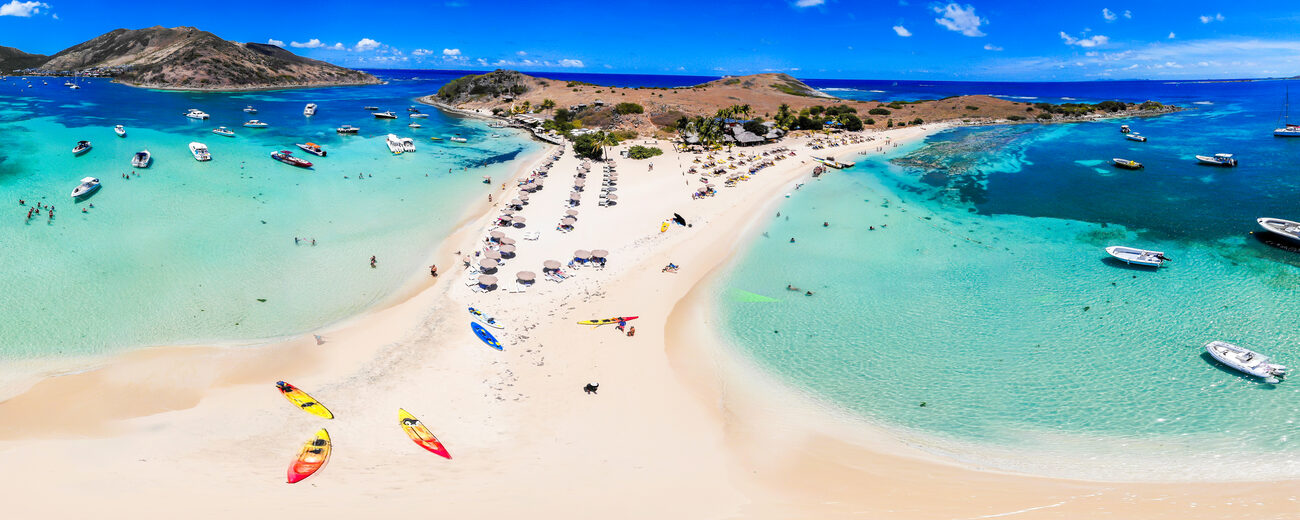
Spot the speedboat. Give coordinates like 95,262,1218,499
69,84,80,90
450,136,468,143
408,122,422,128
336,125,360,134
243,119,268,128
243,106,258,113
408,107,421,113
296,142,326,157
71,177,101,198
63,80,73,86
185,109,210,120
409,113,428,119
374,111,397,119
189,142,211,161
131,150,152,168
114,125,126,137
1112,158,1143,169
363,106,379,111
1120,124,1130,133
400,137,416,153
1257,217,1300,242
1205,341,1287,384
1105,246,1168,267
271,150,313,168
1125,133,1147,142
303,103,317,116
212,126,235,137
488,122,507,128
1196,153,1237,167
386,134,404,154
72,140,92,155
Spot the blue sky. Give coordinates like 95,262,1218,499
2,0,1299,81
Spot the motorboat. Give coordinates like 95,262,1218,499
363,106,379,111
212,126,235,137
185,108,210,120
1105,246,1168,267
400,137,416,153
71,177,101,198
429,136,443,141
1205,341,1287,384
69,84,80,90
1120,124,1130,133
1257,217,1300,242
271,150,313,168
490,134,502,138
408,107,421,113
189,142,211,161
1196,153,1237,167
72,140,92,156
243,106,258,113
131,150,152,168
409,123,422,128
1125,133,1147,142
336,125,360,134
409,113,428,119
1112,158,1143,169
114,125,126,137
386,134,404,154
373,111,398,119
450,136,468,143
296,142,326,157
63,80,73,86
303,103,317,116
243,119,268,128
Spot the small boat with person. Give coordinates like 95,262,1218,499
409,122,422,128
1105,246,1169,267
336,125,360,134
1120,124,1130,133
1112,158,1143,170
114,125,126,137
296,142,326,157
131,150,151,168
271,150,313,168
70,177,101,198
1257,217,1300,243
1196,153,1237,167
429,136,443,141
185,108,210,120
189,142,211,161
72,140,92,156
243,119,268,128
303,103,317,116
212,126,235,137
1205,340,1287,384
1125,133,1147,142
373,111,397,119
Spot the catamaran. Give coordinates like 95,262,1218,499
1275,83,1300,137
400,137,416,152
386,134,405,154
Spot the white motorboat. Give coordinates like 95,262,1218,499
336,125,360,134
185,108,210,120
69,84,80,90
243,119,268,128
71,177,101,198
296,142,326,157
1195,153,1237,167
1205,341,1287,384
189,142,211,161
131,150,152,168
386,134,404,154
114,125,126,137
72,140,92,156
1125,133,1147,142
243,106,258,113
409,113,428,119
373,111,397,119
1257,217,1300,242
212,126,235,137
400,137,416,153
1105,246,1168,267
450,136,468,143
1120,124,1130,133
304,103,317,116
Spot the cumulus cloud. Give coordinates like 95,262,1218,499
329,42,344,50
412,48,434,56
267,38,285,47
983,43,1003,51
1060,31,1109,47
1123,10,1131,19
892,25,912,37
0,1,50,17
290,38,326,49
442,48,460,56
516,50,527,56
559,59,584,68
1102,8,1117,21
794,0,824,6
933,3,986,37
1200,13,1224,24
353,38,381,52
1168,32,1176,39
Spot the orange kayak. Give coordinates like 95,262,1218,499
287,428,331,483
398,408,451,459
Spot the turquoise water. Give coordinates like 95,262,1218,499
0,72,540,359
717,85,1300,480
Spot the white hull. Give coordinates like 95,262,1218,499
385,134,404,154
1105,246,1166,267
303,103,317,116
189,142,211,162
71,177,100,198
1206,341,1287,383
132,150,151,168
1257,217,1300,242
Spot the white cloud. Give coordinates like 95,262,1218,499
1123,10,1131,19
1060,31,1109,48
412,48,434,57
442,48,460,56
516,50,527,56
290,38,326,49
267,38,285,47
329,42,344,50
1199,13,1225,24
476,58,487,66
604,64,614,69
353,38,381,52
1102,8,1117,21
983,43,1003,51
794,0,824,6
892,25,912,37
559,59,584,68
933,3,986,37
0,1,49,17
1168,32,1176,39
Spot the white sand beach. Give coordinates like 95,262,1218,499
1,124,1297,519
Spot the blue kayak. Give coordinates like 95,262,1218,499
471,321,502,350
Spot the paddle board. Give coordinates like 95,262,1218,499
577,316,640,326
398,408,452,459
287,428,331,484
276,381,334,419
468,306,505,329
471,322,503,350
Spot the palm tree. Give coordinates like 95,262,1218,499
739,104,752,120
596,131,618,161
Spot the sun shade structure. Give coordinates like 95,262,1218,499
490,230,505,239
565,209,579,217
591,249,609,259
516,271,536,282
543,260,561,271
573,250,592,260
479,258,499,269
499,244,517,253
477,275,498,286
484,250,502,260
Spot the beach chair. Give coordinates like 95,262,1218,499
507,282,527,294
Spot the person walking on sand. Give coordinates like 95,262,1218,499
429,264,438,277
370,255,377,268
616,320,627,333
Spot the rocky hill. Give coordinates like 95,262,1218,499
0,45,48,72
30,26,378,90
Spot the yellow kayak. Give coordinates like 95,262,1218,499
287,428,331,483
577,316,639,326
398,408,452,459
276,381,334,419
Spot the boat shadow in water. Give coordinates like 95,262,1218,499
73,190,100,203
1251,231,1300,254
1199,351,1281,389
1100,256,1162,271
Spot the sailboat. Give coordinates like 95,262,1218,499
1275,83,1300,137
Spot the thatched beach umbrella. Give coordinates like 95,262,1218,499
518,193,530,201
574,178,586,186
477,275,498,287
565,209,578,217
543,260,561,271
696,187,708,193
499,244,516,254
500,237,517,245
484,250,502,260
516,271,536,283
605,194,619,201
591,249,609,259
497,214,513,223
569,191,581,200
490,230,505,240
561,216,576,225
512,216,526,224
509,198,522,206
573,249,591,260
479,258,499,270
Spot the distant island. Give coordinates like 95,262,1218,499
1,26,379,91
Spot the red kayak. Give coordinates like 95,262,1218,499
271,150,313,168
287,429,331,483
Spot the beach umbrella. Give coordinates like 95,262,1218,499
500,237,517,245
574,178,586,185
543,260,561,271
573,249,591,260
512,216,526,224
591,249,609,259
479,258,499,269
484,250,502,260
477,275,498,286
509,199,522,206
605,194,619,201
696,187,707,193
569,192,581,200
561,217,577,225
490,230,505,239
673,213,686,226
499,244,517,253
565,209,579,216
498,214,513,222
516,271,536,283
518,193,530,201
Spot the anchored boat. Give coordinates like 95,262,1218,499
1196,153,1237,167
1205,341,1287,384
1112,158,1143,170
1105,246,1168,267
1257,217,1300,242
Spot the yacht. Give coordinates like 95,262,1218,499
114,125,126,137
185,108,210,120
1105,246,1168,267
296,142,326,157
189,142,211,161
69,84,81,90
212,126,235,137
408,122,422,128
71,177,101,198
303,103,317,116
1275,84,1300,137
1125,133,1147,142
449,136,468,143
409,113,428,119
271,150,313,168
1195,153,1237,167
243,106,258,114
1257,217,1300,242
386,134,405,154
1205,341,1287,384
1112,158,1143,170
131,150,152,168
373,111,398,119
72,140,92,156
336,124,360,134
400,137,416,153
243,119,268,128
1120,124,1130,133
